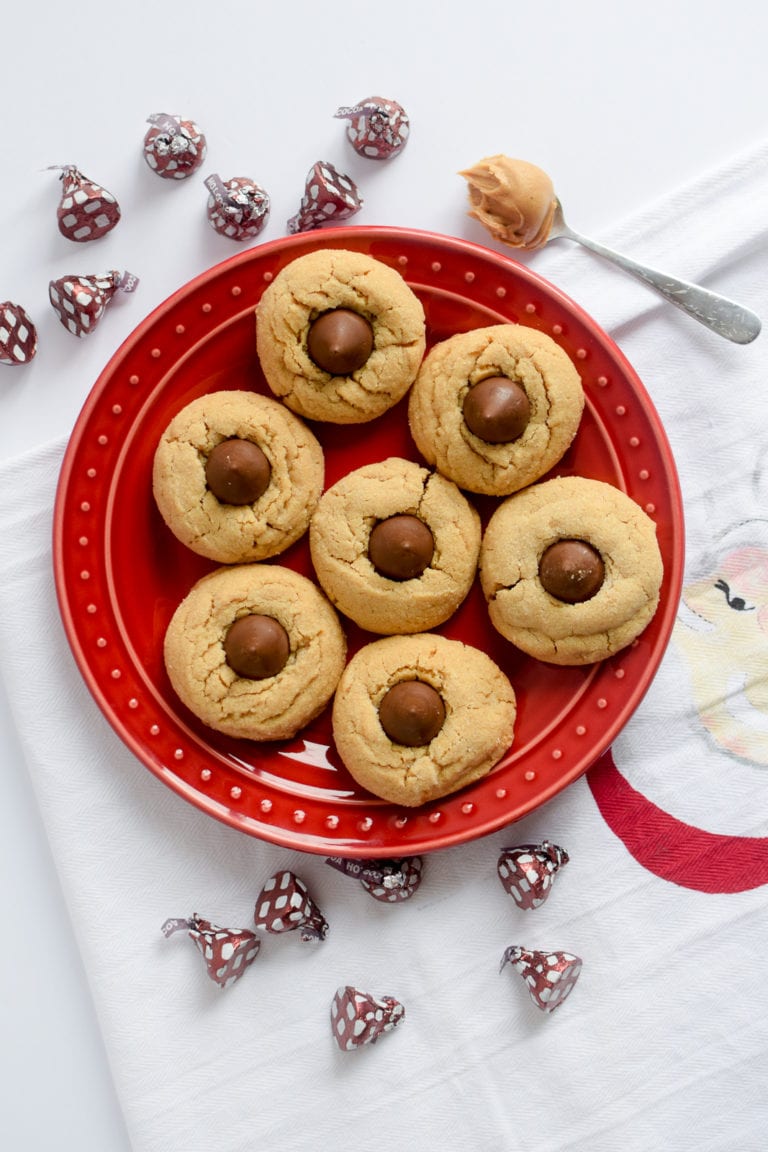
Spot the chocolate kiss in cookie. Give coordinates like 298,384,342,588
224,614,290,679
379,680,446,746
205,438,271,505
307,308,374,374
463,376,531,443
369,514,435,580
539,538,605,603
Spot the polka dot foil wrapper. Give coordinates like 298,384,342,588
253,870,328,942
287,161,362,233
335,96,410,160
0,302,37,365
205,174,270,242
331,985,405,1050
49,270,138,338
162,915,260,989
326,855,424,902
500,946,582,1013
52,165,121,242
143,113,207,180
497,841,569,910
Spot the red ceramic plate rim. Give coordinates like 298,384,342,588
52,225,684,857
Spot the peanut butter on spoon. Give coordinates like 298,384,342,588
459,154,761,344
459,155,557,251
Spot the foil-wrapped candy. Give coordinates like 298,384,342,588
500,945,582,1013
162,915,260,989
143,113,207,180
497,841,569,910
326,855,424,903
331,985,405,1050
0,302,38,365
50,165,121,242
48,270,138,338
205,174,270,241
253,870,328,942
287,161,362,234
334,96,410,160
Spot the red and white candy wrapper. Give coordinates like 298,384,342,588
161,915,260,989
204,174,270,241
49,165,121,242
334,96,410,160
331,986,405,1051
497,841,569,910
49,270,138,338
500,945,582,1013
253,870,328,942
287,161,363,234
326,855,424,903
143,113,207,180
0,302,37,366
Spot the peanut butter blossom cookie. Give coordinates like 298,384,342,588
255,248,426,423
479,476,664,665
408,323,584,495
164,564,347,741
152,390,324,563
332,634,517,806
309,456,481,634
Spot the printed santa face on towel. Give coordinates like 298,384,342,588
675,527,768,765
589,511,768,894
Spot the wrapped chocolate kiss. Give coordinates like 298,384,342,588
497,841,569,910
143,113,207,180
287,161,362,234
48,270,138,338
331,986,405,1050
253,870,328,942
205,174,270,241
0,302,38,365
162,915,260,989
49,165,121,242
500,945,582,1013
334,96,410,160
325,855,424,903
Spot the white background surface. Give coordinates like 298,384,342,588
1,2,767,1148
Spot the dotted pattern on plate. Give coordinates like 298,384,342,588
53,227,683,856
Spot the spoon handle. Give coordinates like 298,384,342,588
560,226,761,345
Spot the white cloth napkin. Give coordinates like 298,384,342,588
2,138,768,1152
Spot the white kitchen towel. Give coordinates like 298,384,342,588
1,137,768,1152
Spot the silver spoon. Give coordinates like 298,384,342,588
547,199,761,345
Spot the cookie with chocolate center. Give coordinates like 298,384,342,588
256,248,426,424
152,390,324,563
309,456,481,634
332,634,516,806
408,323,584,495
164,564,346,741
479,476,664,665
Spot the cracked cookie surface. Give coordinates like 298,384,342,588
408,323,584,495
332,633,516,806
309,456,481,634
152,390,324,563
163,564,347,741
255,248,426,424
479,476,664,665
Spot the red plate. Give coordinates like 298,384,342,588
53,226,684,857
